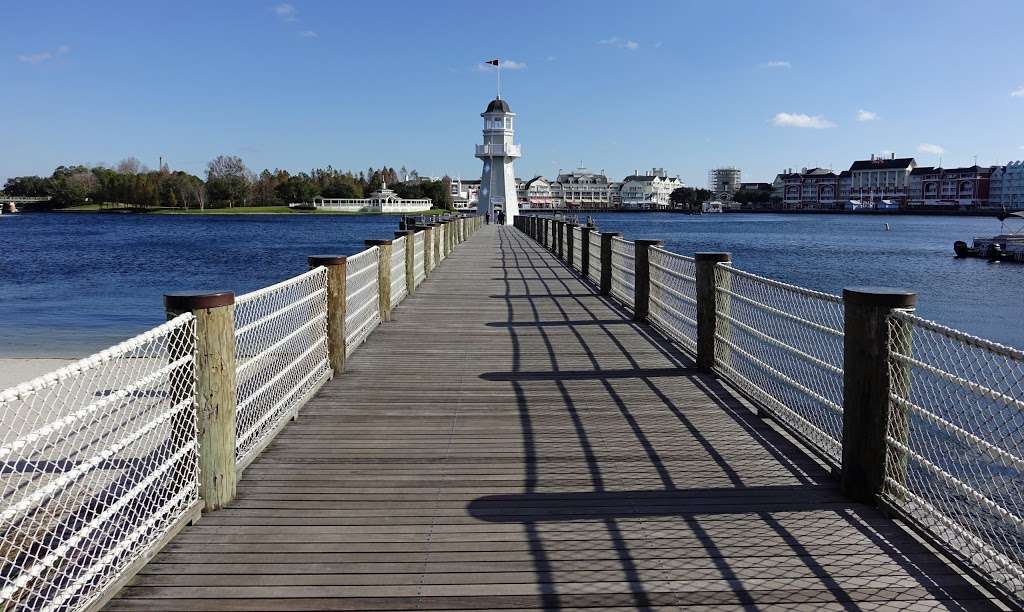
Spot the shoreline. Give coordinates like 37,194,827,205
41,205,452,216
523,207,1010,217
0,358,74,390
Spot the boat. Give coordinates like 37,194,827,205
954,210,1024,262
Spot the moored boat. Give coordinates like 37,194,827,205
954,211,1024,262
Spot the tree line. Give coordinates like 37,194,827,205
2,156,453,210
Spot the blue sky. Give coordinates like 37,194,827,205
3,1,1024,186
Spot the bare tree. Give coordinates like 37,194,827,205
117,157,147,175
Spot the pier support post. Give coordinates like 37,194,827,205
431,224,441,269
395,230,414,297
841,287,917,504
633,240,663,322
695,252,732,371
365,240,393,322
416,225,432,278
556,221,565,259
307,256,348,375
599,232,621,296
164,290,238,512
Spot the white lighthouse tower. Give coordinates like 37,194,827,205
475,97,521,223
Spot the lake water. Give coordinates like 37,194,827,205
0,212,1020,357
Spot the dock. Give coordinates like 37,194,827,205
104,226,1000,610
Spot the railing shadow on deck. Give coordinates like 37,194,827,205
466,227,992,610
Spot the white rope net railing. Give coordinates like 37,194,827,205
389,237,408,309
412,231,425,288
587,231,602,285
648,248,698,354
436,225,445,263
609,237,635,308
233,267,330,467
345,246,381,357
714,264,845,464
0,315,200,612
571,226,583,271
884,310,1024,603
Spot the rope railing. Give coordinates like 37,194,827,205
413,230,425,287
0,315,200,612
609,237,635,308
233,267,330,468
713,263,845,464
389,237,407,309
0,214,484,611
572,226,583,271
884,309,1024,602
648,248,698,354
345,246,381,356
587,230,602,284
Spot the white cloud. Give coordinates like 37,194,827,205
764,60,791,68
16,45,70,64
475,59,527,72
299,30,317,38
1012,85,1024,97
918,143,945,155
272,3,297,21
771,112,836,129
598,37,639,51
856,109,878,122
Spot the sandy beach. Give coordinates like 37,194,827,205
0,358,74,390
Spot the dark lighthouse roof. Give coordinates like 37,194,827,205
485,98,511,113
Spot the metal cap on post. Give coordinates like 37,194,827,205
395,230,415,296
308,255,348,375
599,232,621,296
163,290,237,512
695,252,732,371
841,287,917,504
633,240,663,322
365,240,393,323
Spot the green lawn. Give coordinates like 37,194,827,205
54,204,452,216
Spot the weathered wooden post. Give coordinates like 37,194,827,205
395,230,414,296
580,224,594,278
565,222,578,268
556,220,565,259
633,240,663,322
307,256,348,374
164,290,237,512
599,232,621,296
365,240,393,322
695,252,732,371
841,287,917,504
419,225,433,277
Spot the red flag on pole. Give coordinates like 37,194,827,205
486,59,499,66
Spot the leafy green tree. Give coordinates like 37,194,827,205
275,175,320,204
206,155,251,207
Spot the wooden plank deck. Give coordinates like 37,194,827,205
107,225,1000,611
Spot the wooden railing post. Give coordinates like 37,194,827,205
365,240,393,322
555,221,565,259
417,225,432,277
633,240,663,322
841,287,917,504
395,230,414,296
431,223,441,267
599,232,621,296
307,256,348,375
695,252,731,371
542,218,549,247
164,291,237,512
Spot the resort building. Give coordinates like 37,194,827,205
517,176,555,209
780,168,839,208
550,168,618,209
620,168,685,209
708,167,741,201
907,165,993,208
290,182,432,213
449,178,480,209
990,161,1024,209
848,154,916,207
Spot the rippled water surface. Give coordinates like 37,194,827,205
0,211,1020,356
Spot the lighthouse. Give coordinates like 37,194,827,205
475,97,521,223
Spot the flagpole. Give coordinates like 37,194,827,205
497,61,501,99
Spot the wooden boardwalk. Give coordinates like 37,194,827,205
108,225,999,611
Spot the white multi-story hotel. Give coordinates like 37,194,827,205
550,168,618,209
620,168,685,209
990,161,1024,209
